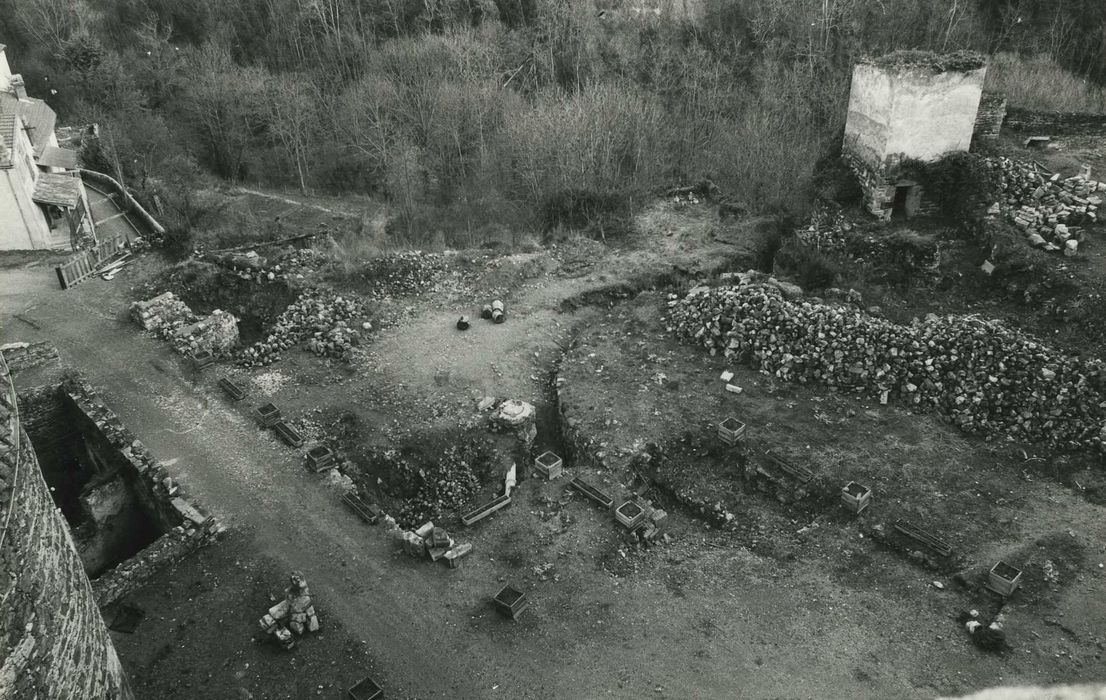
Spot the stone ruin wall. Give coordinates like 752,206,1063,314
1002,107,1106,136
843,62,985,220
0,350,134,700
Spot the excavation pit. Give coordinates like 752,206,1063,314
17,381,181,579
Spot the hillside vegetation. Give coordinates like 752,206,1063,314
1,0,1103,246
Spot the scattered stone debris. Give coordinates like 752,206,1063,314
958,609,1010,653
257,572,321,651
986,157,1105,252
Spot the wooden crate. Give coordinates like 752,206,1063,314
341,492,380,524
570,477,614,510
718,417,746,446
840,482,872,513
493,584,528,620
534,451,563,479
273,420,305,448
461,493,512,526
192,350,215,369
306,445,336,471
256,402,282,427
986,561,1023,596
614,500,647,529
348,676,383,700
217,378,245,401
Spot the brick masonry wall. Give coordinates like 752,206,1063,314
1003,107,1106,136
0,355,134,699
974,92,1007,141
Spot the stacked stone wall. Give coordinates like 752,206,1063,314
1003,108,1106,136
973,92,1007,141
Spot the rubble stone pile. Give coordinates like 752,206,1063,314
986,157,1105,253
238,290,365,367
205,248,328,283
355,251,448,299
132,293,240,357
131,292,196,333
669,284,1106,452
171,310,240,356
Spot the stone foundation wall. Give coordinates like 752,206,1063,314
1003,108,1106,136
0,352,134,699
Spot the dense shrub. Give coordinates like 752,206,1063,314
900,153,1000,231
772,238,840,290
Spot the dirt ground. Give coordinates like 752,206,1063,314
3,193,1106,698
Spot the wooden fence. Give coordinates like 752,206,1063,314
54,236,125,290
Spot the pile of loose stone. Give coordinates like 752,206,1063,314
238,290,366,367
986,157,1105,255
669,282,1106,451
131,292,240,356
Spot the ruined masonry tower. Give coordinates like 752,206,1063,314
0,351,132,700
842,53,986,220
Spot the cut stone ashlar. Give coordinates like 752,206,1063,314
718,417,746,446
534,451,563,479
986,561,1023,596
841,481,872,513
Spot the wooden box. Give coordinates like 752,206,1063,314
987,561,1023,596
535,451,563,479
718,417,746,446
840,482,872,514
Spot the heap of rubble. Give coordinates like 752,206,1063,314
354,251,449,299
238,290,365,367
986,157,1105,254
131,292,196,333
132,293,240,357
669,283,1106,452
171,310,239,356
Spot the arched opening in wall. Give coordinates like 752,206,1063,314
20,385,171,578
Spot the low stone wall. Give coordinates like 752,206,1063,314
92,527,208,608
1003,107,1106,136
0,342,60,373
973,92,1007,141
78,169,166,236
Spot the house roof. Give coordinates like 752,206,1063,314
37,145,78,169
32,172,82,207
0,92,57,157
0,113,15,168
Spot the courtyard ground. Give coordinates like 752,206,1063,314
2,194,1106,698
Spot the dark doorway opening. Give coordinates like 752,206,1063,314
892,185,912,219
